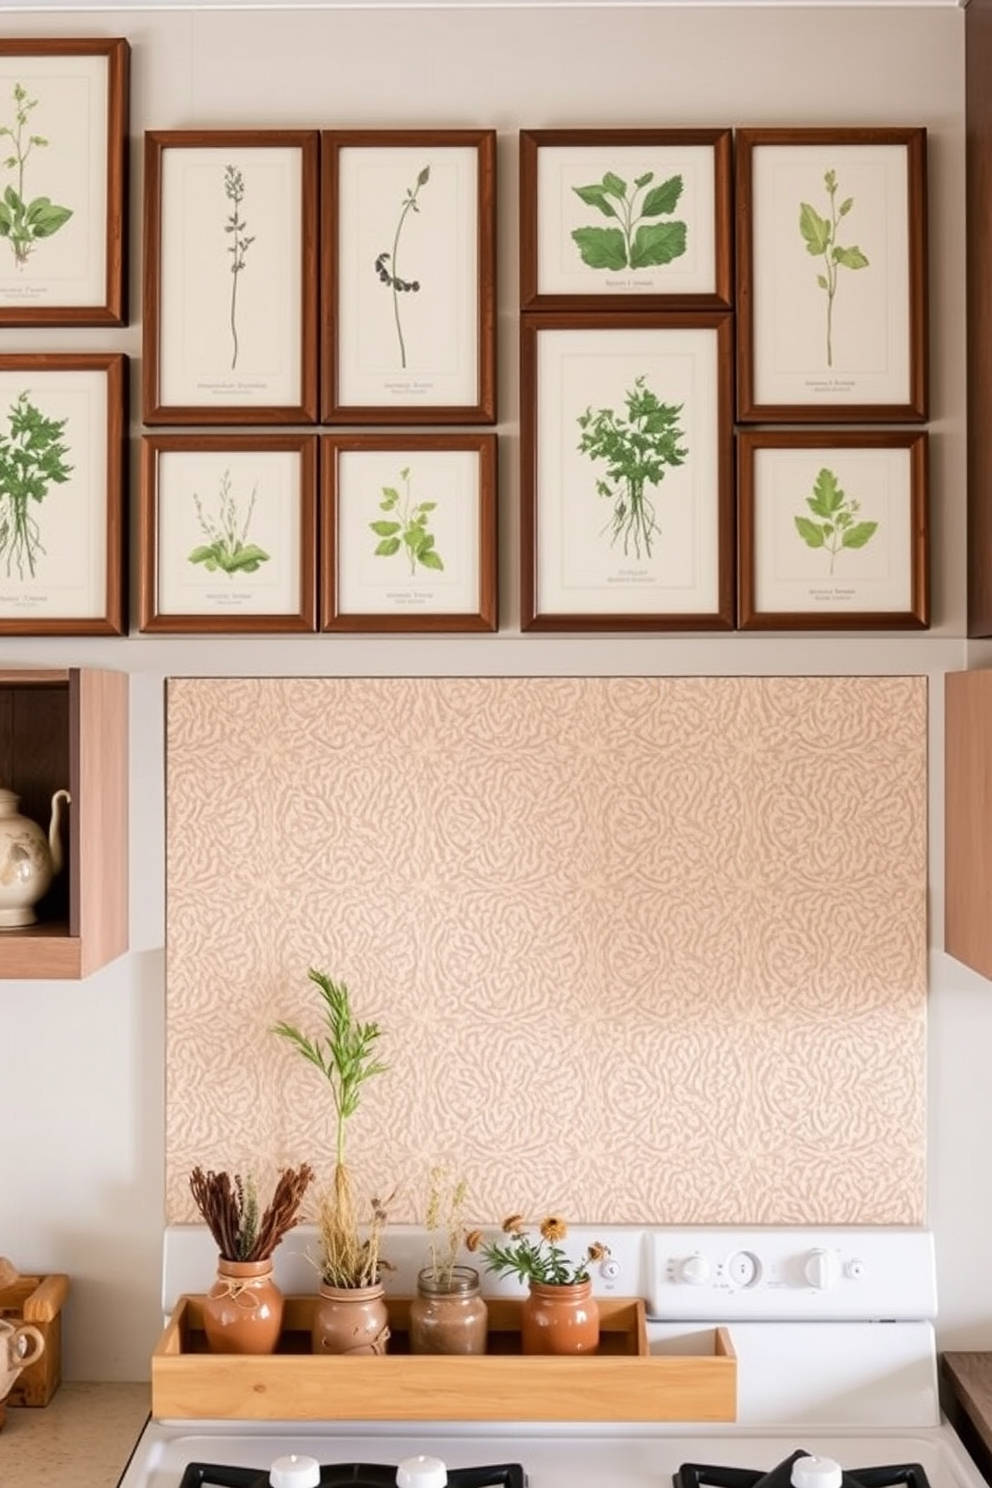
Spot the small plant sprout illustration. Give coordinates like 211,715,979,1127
0,82,73,270
223,165,254,371
374,165,430,369
369,466,444,577
576,375,687,561
0,390,72,580
794,466,878,575
188,468,271,577
571,168,687,272
799,168,870,368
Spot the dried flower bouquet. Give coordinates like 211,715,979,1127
189,1163,315,1263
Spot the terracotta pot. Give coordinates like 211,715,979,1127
202,1257,284,1355
409,1265,488,1355
521,1279,599,1355
312,1281,390,1355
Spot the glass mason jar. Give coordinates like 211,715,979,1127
311,1281,390,1355
408,1265,488,1355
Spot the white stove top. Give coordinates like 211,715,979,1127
115,1227,988,1488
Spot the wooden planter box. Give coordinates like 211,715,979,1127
0,1273,69,1407
152,1294,736,1423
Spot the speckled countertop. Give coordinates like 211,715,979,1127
0,1382,150,1487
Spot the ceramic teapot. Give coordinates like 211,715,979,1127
0,786,71,929
0,1319,44,1404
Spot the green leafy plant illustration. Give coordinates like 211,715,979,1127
0,390,72,580
374,165,430,369
0,82,73,269
799,168,870,368
223,165,254,371
188,468,271,577
369,465,444,576
794,466,878,575
571,169,687,272
576,375,687,561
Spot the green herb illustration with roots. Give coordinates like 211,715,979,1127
571,169,687,272
223,165,254,371
794,466,878,575
577,375,687,561
374,165,430,369
0,390,72,580
0,83,73,270
369,465,444,576
188,468,271,577
799,168,870,368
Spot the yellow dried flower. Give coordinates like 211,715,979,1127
587,1241,610,1263
540,1216,568,1243
464,1228,483,1253
502,1214,526,1234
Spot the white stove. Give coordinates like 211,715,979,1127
115,1227,988,1488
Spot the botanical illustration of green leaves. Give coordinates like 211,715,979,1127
794,466,878,575
0,390,72,579
224,165,254,371
188,469,271,576
369,466,444,576
0,83,73,270
799,168,870,368
571,169,687,272
374,165,430,369
576,375,687,561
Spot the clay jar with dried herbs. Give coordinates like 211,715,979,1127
470,1215,606,1356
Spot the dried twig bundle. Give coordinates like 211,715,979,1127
189,1163,315,1262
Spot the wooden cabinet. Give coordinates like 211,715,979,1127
967,0,992,633
0,668,128,980
945,669,992,979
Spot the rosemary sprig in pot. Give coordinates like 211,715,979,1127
189,1163,315,1263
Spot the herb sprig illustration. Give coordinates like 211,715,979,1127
794,466,877,574
374,165,430,369
799,168,870,368
0,83,73,269
188,469,270,577
369,465,444,576
223,165,254,371
571,169,687,272
576,375,687,561
0,390,72,579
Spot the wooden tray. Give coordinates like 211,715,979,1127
152,1294,736,1423
0,1273,69,1408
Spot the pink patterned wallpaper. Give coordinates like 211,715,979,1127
165,676,927,1227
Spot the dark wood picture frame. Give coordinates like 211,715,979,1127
139,433,318,634
142,130,319,425
735,126,928,422
520,127,733,312
320,432,498,632
0,38,129,326
737,428,929,629
0,353,127,635
320,129,497,424
520,312,735,632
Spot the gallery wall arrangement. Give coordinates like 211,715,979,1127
0,37,931,638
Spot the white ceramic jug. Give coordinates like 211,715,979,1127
0,786,71,929
0,1318,44,1403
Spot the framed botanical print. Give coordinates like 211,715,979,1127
0,38,129,325
142,130,319,424
321,129,497,424
520,127,733,311
520,312,735,632
737,429,929,629
736,127,928,422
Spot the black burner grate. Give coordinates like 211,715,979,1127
177,1463,526,1488
675,1449,934,1488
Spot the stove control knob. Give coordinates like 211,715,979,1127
677,1253,711,1285
791,1457,843,1488
803,1247,841,1290
270,1456,321,1488
397,1455,449,1488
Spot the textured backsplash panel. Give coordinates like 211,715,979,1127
165,676,927,1227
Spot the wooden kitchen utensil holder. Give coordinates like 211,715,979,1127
152,1294,737,1423
0,1272,69,1408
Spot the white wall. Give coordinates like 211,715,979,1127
0,4,973,1381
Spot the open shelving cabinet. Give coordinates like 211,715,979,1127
0,667,128,980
